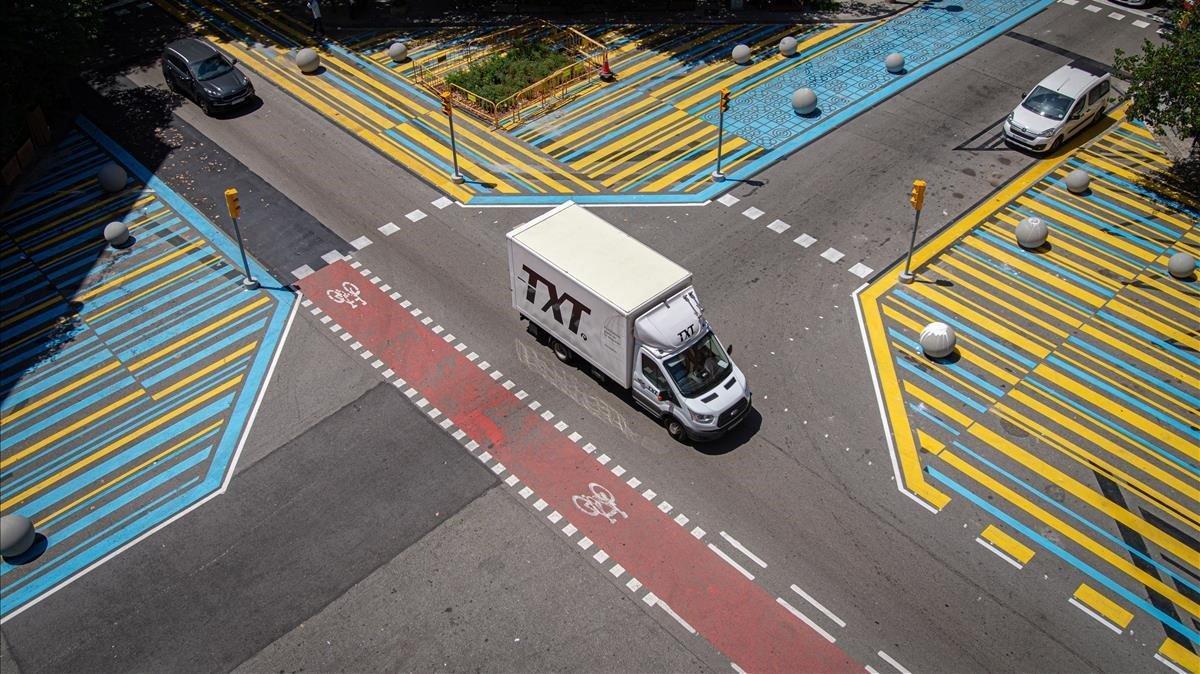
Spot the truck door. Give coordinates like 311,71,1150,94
632,351,673,419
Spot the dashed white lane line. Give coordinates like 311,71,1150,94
719,531,767,569
790,584,847,628
378,221,400,235
849,262,874,279
291,264,314,280
1132,19,1150,28
821,247,845,263
793,233,817,248
431,196,453,209
349,235,372,250
718,193,740,207
742,206,765,220
1084,4,1101,12
878,650,913,674
405,209,427,222
708,543,755,580
767,219,791,234
776,597,836,643
320,250,344,264
1059,0,1077,4
1107,11,1124,19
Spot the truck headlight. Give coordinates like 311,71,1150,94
689,410,714,424
1035,127,1057,138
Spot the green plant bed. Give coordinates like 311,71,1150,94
446,40,576,102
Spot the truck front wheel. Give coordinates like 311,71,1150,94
552,339,573,364
665,417,687,442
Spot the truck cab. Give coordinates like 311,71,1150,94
630,288,751,441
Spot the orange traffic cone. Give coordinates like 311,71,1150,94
600,52,615,82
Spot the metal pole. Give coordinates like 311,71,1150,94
711,105,725,182
898,208,921,284
448,111,465,184
230,215,259,289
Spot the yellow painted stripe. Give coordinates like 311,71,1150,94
1107,296,1200,351
1157,638,1200,674
152,341,257,401
2,375,243,511
1072,583,1134,629
543,96,658,155
1015,194,1158,262
1123,284,1200,336
978,408,1200,541
962,237,1105,307
938,444,1200,620
641,135,748,193
0,390,145,470
128,295,271,372
1,361,123,427
0,176,100,225
903,380,974,429
3,293,62,327
37,419,225,527
1080,323,1199,386
389,119,517,194
883,301,1021,385
1120,121,1155,140
75,241,204,303
85,257,220,323
906,280,1050,361
1057,346,1197,436
930,263,1072,339
571,108,690,172
606,122,714,188
940,253,1088,325
984,219,1127,292
980,524,1035,565
675,28,804,110
22,194,156,252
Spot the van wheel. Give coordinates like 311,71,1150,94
1049,136,1063,153
665,417,686,442
552,339,573,364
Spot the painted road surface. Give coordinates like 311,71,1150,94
0,117,293,621
298,260,858,673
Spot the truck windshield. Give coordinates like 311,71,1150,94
663,331,732,399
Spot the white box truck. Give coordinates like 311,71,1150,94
507,201,752,442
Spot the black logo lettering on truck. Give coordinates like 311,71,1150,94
677,324,697,343
523,265,592,334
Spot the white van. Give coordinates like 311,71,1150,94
1004,61,1111,153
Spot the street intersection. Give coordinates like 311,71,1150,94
1,0,1196,672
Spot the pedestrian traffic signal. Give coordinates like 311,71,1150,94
909,179,926,211
224,187,240,219
441,91,452,116
719,89,730,113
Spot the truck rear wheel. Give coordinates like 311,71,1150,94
665,417,687,442
552,339,573,364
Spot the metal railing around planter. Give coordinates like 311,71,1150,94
412,20,609,128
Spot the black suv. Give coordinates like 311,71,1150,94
162,38,255,115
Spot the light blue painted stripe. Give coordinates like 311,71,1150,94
910,402,962,437
1069,337,1200,410
559,104,675,163
15,391,235,517
668,142,759,193
621,135,721,192
0,346,113,413
928,464,1200,643
470,192,707,205
0,299,72,344
324,42,441,108
976,230,1114,299
8,150,108,208
317,68,409,125
1,368,132,441
527,86,647,144
893,288,1038,370
1013,200,1155,264
1048,170,1183,241
1,373,141,448
96,269,241,341
34,204,170,269
1023,373,1197,476
955,246,1092,314
889,327,1006,398
115,292,255,362
0,333,104,391
142,320,264,387
895,355,989,413
1098,310,1200,367
10,189,142,240
40,216,182,292
1066,157,1200,220
84,253,226,328
1045,354,1200,445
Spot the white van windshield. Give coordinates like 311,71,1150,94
664,331,732,398
1022,86,1074,121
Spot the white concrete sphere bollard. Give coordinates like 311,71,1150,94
104,220,130,247
1066,169,1090,194
0,514,35,558
388,42,408,62
920,322,957,359
1167,252,1196,279
97,162,127,193
885,53,905,74
731,44,751,65
792,88,817,115
296,48,321,74
779,36,798,57
1015,216,1048,249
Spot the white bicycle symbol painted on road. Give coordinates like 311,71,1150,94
327,281,367,308
573,482,627,524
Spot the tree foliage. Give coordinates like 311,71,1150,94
1114,3,1200,140
0,0,105,155
446,41,573,103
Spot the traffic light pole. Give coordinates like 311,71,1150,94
899,179,926,284
443,92,465,185
711,89,728,182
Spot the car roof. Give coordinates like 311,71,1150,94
164,38,219,62
1036,60,1109,99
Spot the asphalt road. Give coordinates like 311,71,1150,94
2,2,1176,672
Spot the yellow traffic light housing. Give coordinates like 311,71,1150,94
441,91,452,116
909,179,926,211
224,187,241,219
719,89,730,113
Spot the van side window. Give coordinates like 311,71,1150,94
641,354,668,392
1088,81,1110,106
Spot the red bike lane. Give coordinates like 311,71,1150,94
299,260,858,673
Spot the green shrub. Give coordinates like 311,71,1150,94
446,40,575,102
